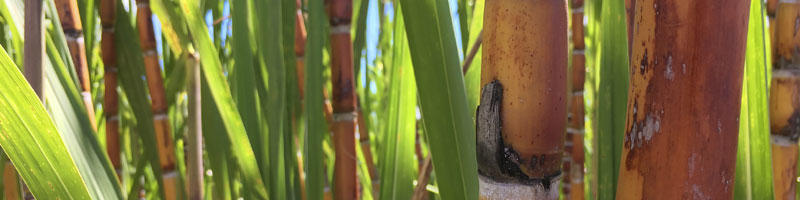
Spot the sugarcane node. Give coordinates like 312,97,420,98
476,80,561,188
776,110,800,142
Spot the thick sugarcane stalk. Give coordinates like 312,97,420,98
99,0,121,177
478,0,567,198
134,0,179,198
54,0,97,129
770,1,800,199
326,0,358,199
617,0,750,198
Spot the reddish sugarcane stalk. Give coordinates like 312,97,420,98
326,0,358,199
99,0,121,177
133,0,179,198
563,1,585,199
617,0,750,198
54,0,97,130
770,1,800,198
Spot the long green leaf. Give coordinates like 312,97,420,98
591,0,628,198
176,0,268,197
0,42,91,199
396,0,479,199
113,8,167,199
0,1,123,198
305,0,327,198
252,0,287,198
464,0,483,118
378,10,417,200
734,0,774,198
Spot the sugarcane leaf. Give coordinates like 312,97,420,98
592,0,629,198
201,71,233,200
734,0,774,199
176,0,268,197
464,0,483,118
113,7,167,199
44,31,124,200
250,0,288,198
0,41,92,200
0,1,124,198
378,9,417,200
304,0,328,198
396,0,479,199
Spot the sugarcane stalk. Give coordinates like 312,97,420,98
54,0,97,130
99,0,121,177
563,1,586,198
325,0,358,198
478,0,567,198
617,0,750,198
186,52,203,200
133,0,180,198
770,1,800,199
22,0,45,198
3,163,20,200
24,0,44,100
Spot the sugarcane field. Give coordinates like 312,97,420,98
0,0,794,199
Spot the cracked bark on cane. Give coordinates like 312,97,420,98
617,0,749,198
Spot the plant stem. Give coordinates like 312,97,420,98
54,0,97,130
617,0,750,198
99,0,121,177
186,52,203,200
134,0,179,197
326,0,358,199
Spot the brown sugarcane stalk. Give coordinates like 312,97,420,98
3,163,20,200
478,0,568,198
617,0,750,198
325,0,358,199
134,0,179,198
770,1,800,197
54,0,98,130
563,1,586,199
99,0,121,177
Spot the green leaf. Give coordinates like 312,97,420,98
304,0,328,198
176,0,268,197
251,0,288,198
230,0,262,161
464,0,484,118
378,10,417,200
113,8,167,199
396,0,479,199
0,41,91,199
590,0,629,198
201,71,233,200
0,1,123,198
734,0,774,199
